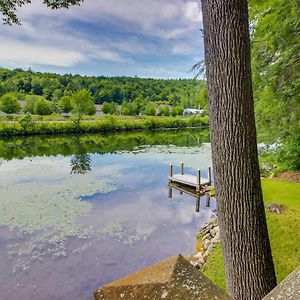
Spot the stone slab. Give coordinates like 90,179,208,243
94,254,232,300
263,266,300,300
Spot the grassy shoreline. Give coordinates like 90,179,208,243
201,178,300,291
0,115,209,137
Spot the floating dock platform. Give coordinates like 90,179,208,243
168,163,212,193
168,163,213,212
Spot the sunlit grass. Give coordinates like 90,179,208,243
201,179,300,291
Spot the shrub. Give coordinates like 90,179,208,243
0,93,20,114
34,97,52,115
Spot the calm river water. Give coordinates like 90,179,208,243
0,129,215,300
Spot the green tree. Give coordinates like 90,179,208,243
0,93,20,114
59,96,73,113
72,89,95,121
171,105,184,117
143,102,156,116
157,105,170,116
34,97,52,115
0,0,82,25
101,101,118,115
250,0,300,140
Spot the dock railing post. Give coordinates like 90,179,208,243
169,164,173,178
180,162,184,175
197,169,201,191
206,194,211,207
168,186,173,198
196,196,200,212
208,166,212,184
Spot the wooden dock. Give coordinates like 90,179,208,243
168,162,212,192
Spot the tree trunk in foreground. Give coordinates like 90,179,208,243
201,0,277,299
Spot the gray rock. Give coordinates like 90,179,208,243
202,232,211,241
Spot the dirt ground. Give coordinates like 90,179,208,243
274,171,300,183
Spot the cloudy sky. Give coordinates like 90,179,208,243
0,0,204,78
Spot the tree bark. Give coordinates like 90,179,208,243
200,0,277,299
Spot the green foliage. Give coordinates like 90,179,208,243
143,102,156,116
0,0,82,25
72,89,95,121
0,115,209,137
157,106,170,116
121,101,131,115
0,67,207,111
101,101,118,115
59,96,73,113
34,97,52,115
0,128,210,159
23,95,41,114
18,112,34,130
171,105,184,117
250,0,300,141
0,93,20,114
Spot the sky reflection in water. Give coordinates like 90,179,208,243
0,131,214,300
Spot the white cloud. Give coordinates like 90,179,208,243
0,38,85,67
184,1,202,23
0,0,204,76
172,44,193,55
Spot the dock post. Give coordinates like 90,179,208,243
169,164,173,178
197,169,201,191
180,162,184,175
206,194,211,207
196,196,200,212
168,186,173,198
208,166,212,184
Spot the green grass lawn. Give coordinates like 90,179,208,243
201,179,300,291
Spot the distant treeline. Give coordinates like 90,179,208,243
0,68,208,109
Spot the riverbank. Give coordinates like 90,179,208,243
197,178,300,291
0,115,209,137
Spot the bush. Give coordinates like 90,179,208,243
59,96,73,113
0,93,20,114
102,102,118,115
171,105,184,117
157,106,170,116
34,97,52,115
143,103,156,116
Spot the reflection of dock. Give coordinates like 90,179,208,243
168,163,213,212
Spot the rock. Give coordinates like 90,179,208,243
190,261,199,268
94,254,232,300
263,266,300,300
193,252,203,259
202,232,211,241
203,239,211,250
206,243,214,254
210,227,217,237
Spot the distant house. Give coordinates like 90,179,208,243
183,108,204,115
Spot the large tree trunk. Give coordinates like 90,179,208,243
200,0,277,299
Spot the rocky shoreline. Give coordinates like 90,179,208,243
189,214,220,269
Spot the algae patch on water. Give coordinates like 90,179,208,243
101,221,149,245
0,156,116,271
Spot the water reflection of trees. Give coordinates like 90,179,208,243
70,154,91,174
70,136,92,174
0,129,210,161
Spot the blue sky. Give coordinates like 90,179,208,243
0,0,204,79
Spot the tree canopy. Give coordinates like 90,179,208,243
0,0,82,25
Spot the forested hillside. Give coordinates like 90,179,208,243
0,68,207,109
249,0,300,171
